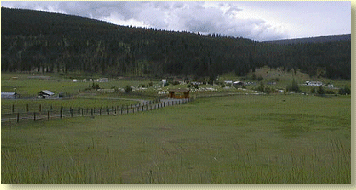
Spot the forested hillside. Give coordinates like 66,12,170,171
1,7,351,80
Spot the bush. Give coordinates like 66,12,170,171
325,90,335,94
92,82,100,90
257,76,264,81
172,81,180,86
339,86,351,95
251,74,257,80
317,86,325,95
124,85,132,93
264,86,272,94
311,87,317,94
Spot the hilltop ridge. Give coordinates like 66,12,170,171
263,34,351,45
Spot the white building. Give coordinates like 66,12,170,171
305,81,323,86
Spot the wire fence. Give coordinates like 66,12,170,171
1,98,195,123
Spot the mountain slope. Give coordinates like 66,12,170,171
1,7,351,80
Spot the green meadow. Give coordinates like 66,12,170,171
1,94,351,183
1,73,156,97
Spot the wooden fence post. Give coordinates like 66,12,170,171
70,108,73,117
12,104,15,114
39,104,42,112
48,111,50,120
91,109,93,116
26,104,29,112
34,112,36,121
17,113,19,123
60,107,63,119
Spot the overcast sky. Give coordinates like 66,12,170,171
1,1,351,41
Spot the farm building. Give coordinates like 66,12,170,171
233,81,245,86
168,89,190,99
305,81,323,86
27,76,51,80
96,78,109,82
38,90,55,98
1,92,19,99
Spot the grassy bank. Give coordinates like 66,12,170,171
1,94,351,183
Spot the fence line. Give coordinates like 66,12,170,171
1,98,195,123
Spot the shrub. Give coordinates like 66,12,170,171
124,85,132,93
92,82,100,90
251,74,257,80
339,86,351,95
325,90,335,94
172,81,180,86
317,86,325,95
264,86,272,94
311,87,317,94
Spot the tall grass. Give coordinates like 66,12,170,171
1,95,351,183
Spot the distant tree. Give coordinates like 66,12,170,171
256,82,265,92
286,78,300,92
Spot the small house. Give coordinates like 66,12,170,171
38,90,55,98
233,81,245,86
1,92,19,99
168,89,190,99
306,81,322,86
96,78,109,82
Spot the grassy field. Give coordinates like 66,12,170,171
1,73,157,97
1,94,351,184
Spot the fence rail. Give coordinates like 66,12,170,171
1,98,195,123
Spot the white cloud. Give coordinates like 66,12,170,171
99,11,151,28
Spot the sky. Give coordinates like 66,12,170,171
1,1,351,41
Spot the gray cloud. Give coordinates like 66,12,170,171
2,1,349,41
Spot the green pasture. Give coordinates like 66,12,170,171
1,73,158,97
1,94,351,184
